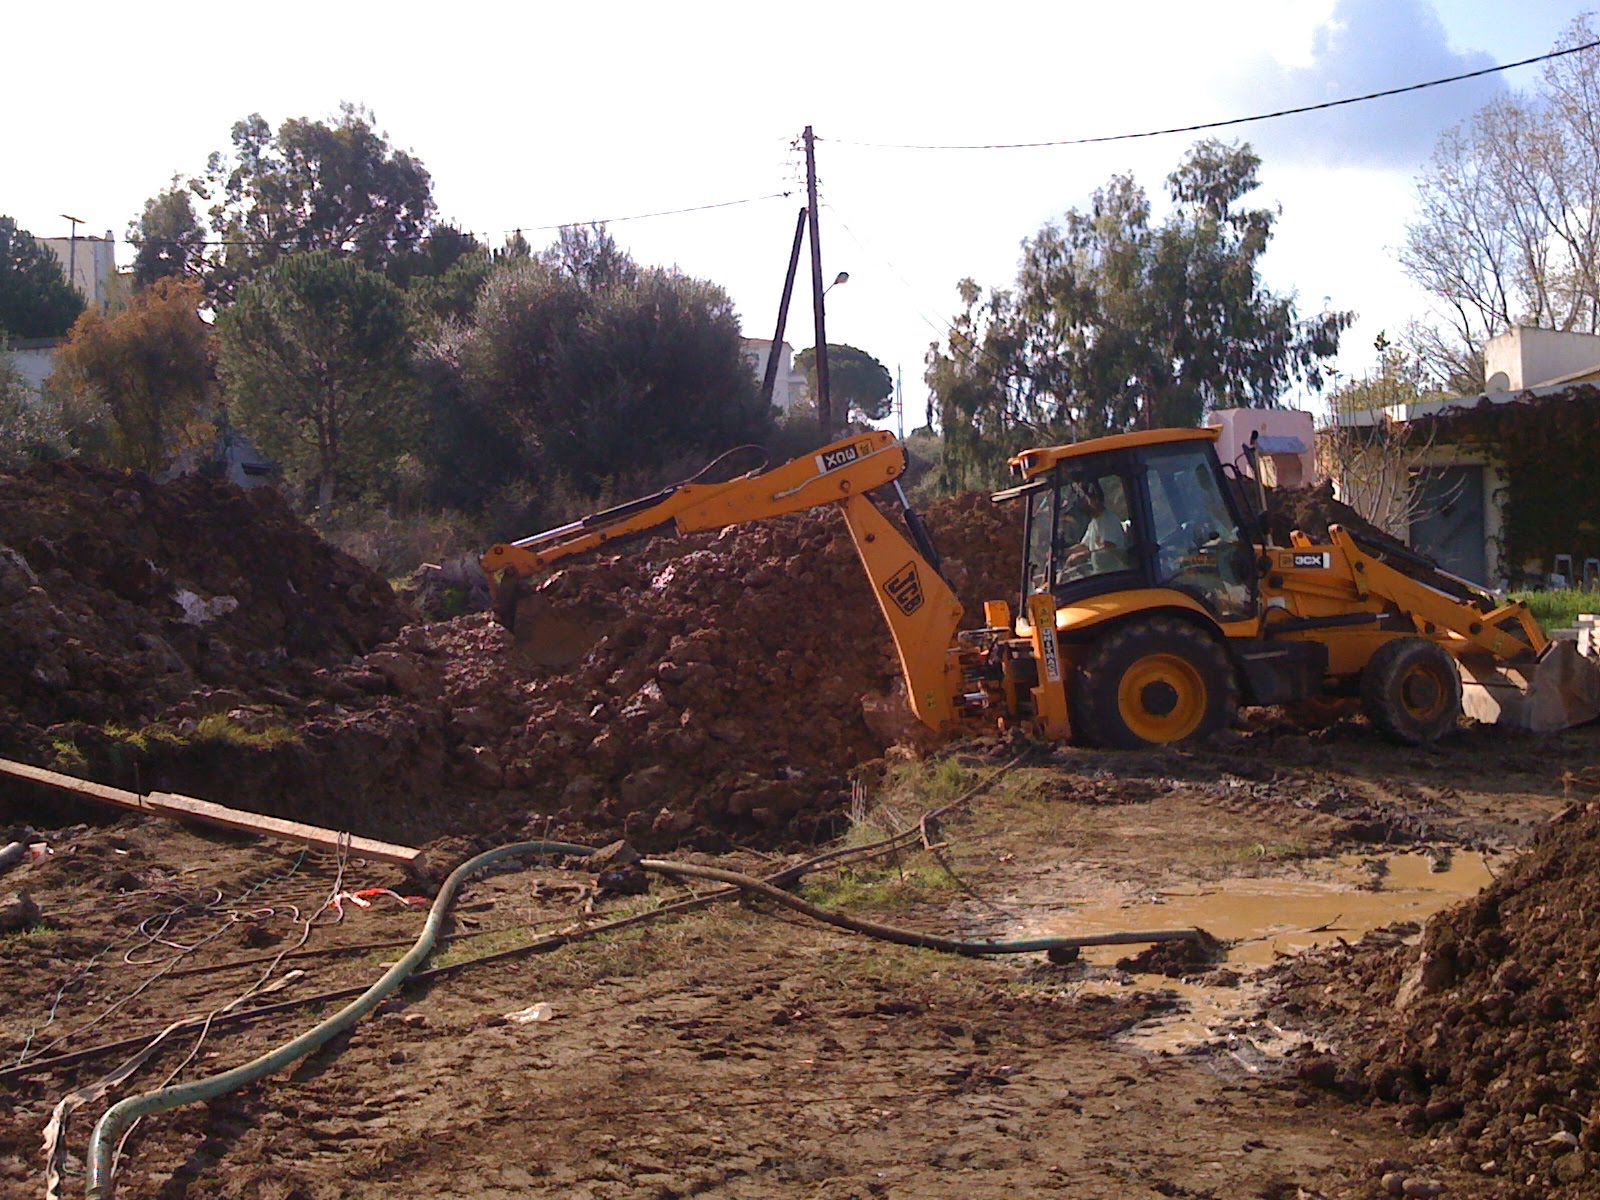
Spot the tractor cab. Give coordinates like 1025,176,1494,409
996,428,1258,623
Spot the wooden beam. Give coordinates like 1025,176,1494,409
0,757,422,866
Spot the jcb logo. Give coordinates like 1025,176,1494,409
884,562,925,616
817,441,870,473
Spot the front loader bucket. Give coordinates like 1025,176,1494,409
1458,640,1600,733
491,577,610,669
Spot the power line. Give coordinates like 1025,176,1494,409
146,190,796,250
517,189,795,234
830,39,1600,152
824,204,1018,384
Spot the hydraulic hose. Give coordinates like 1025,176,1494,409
84,839,595,1199
637,858,1199,956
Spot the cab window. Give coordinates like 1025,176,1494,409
1142,444,1255,620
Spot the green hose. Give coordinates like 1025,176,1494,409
84,839,595,1198
84,835,1202,1195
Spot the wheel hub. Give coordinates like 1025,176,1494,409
1117,652,1207,743
1402,670,1443,717
1140,680,1179,717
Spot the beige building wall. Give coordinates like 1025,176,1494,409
41,231,117,313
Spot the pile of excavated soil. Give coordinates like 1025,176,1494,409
0,467,1026,851
922,490,1025,624
295,493,1027,849
1276,799,1600,1197
1261,479,1409,553
0,462,409,735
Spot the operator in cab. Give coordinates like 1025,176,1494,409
1061,479,1128,577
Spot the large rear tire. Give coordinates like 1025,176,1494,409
1360,637,1462,745
1070,616,1239,749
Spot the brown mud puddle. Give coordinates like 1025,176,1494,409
1026,850,1499,1056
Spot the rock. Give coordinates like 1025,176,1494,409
619,765,674,811
596,867,650,895
0,545,39,603
1395,947,1457,1010
1553,1152,1590,1185
0,891,41,933
344,670,390,694
585,840,642,874
462,746,504,788
366,650,428,694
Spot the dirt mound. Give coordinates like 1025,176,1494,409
1261,479,1409,553
0,479,1025,852
922,490,1024,622
0,462,410,732
278,492,1025,849
1280,800,1600,1196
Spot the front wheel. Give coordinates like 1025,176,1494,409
1069,616,1239,749
1360,638,1462,744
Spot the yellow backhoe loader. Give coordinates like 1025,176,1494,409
481,427,1600,748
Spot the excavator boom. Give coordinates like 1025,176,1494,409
482,432,967,731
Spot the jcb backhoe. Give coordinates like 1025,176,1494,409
481,427,1600,748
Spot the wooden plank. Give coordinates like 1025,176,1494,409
0,757,422,866
0,758,146,809
144,793,421,865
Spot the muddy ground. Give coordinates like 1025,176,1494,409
4,464,1600,1198
5,722,1598,1200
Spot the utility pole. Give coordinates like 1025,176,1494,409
61,214,84,296
761,207,809,410
803,126,831,439
896,365,904,440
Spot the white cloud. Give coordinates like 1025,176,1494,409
1221,0,1506,167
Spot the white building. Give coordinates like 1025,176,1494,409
741,338,811,414
41,230,117,314
2,338,65,394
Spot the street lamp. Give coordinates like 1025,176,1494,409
824,270,849,296
60,214,84,296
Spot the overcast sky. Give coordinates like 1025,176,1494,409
4,0,1589,427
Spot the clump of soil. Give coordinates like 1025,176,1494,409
0,462,410,733
1116,930,1226,978
1260,478,1407,552
1278,801,1600,1196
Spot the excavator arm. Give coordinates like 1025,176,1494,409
484,431,902,581
481,431,967,731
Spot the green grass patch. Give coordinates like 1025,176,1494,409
101,722,186,753
806,939,994,1004
193,714,302,749
800,859,957,913
1512,588,1600,632
48,737,87,774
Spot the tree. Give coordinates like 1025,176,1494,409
191,104,436,302
0,357,57,466
1402,17,1600,386
1328,333,1435,415
49,278,212,472
217,252,415,509
794,344,894,423
1319,334,1446,536
128,184,207,288
925,141,1351,489
462,231,768,501
0,217,84,338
